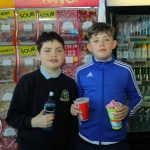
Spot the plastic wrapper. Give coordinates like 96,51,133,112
17,45,39,81
61,44,79,79
78,9,97,43
0,10,16,45
0,118,18,150
38,10,57,36
0,82,16,102
17,10,37,45
0,46,16,82
57,10,79,44
80,44,93,65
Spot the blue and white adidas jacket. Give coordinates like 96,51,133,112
76,55,143,145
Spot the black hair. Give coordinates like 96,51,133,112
37,31,65,53
87,22,115,40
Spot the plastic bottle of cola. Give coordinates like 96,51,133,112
43,91,56,131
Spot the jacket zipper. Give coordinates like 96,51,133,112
100,63,105,147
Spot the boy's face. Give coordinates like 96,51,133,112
37,40,65,72
87,32,117,61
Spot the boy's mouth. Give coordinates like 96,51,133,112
99,49,106,52
50,59,57,62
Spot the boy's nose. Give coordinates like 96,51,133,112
99,42,104,46
51,51,56,56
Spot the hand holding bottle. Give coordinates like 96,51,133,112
31,110,55,128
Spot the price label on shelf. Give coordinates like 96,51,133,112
2,92,13,101
25,59,33,65
2,25,10,31
3,60,11,66
24,24,32,31
62,21,74,30
66,57,73,63
82,21,92,29
137,81,141,85
44,24,52,30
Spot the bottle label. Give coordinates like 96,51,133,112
148,49,150,58
44,104,55,114
128,50,133,60
44,108,55,114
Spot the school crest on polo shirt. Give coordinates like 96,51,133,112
60,89,69,101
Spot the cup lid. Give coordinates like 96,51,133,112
75,97,89,103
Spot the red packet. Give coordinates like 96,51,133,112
57,10,79,44
78,9,97,43
61,44,79,79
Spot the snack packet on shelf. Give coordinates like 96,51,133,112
79,44,93,65
0,10,16,45
17,45,39,81
0,118,18,150
61,44,79,79
0,46,17,82
57,10,79,44
17,10,37,45
78,9,97,43
38,10,57,36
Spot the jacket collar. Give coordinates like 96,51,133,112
92,54,115,65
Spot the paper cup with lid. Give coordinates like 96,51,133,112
74,97,89,121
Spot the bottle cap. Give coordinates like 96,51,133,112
49,92,54,96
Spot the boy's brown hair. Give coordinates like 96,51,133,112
87,22,115,40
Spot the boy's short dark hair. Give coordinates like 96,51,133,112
87,22,115,40
37,31,65,53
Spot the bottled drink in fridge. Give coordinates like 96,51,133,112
43,91,56,131
147,15,150,35
134,111,142,131
147,43,150,60
135,17,141,36
117,45,122,60
141,65,147,81
128,116,135,132
141,15,147,35
134,110,142,132
123,22,128,36
128,42,134,60
135,66,141,81
141,43,147,60
122,42,128,62
147,65,150,81
134,43,141,60
142,111,149,131
116,22,122,35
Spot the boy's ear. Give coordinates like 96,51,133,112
87,43,92,52
36,52,41,61
112,40,117,49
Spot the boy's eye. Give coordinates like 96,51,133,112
45,50,50,52
94,40,98,42
105,39,110,41
56,49,62,53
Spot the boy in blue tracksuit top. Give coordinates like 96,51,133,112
70,22,143,150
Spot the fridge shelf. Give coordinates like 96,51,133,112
142,101,150,107
117,59,149,63
116,35,148,39
137,81,150,85
126,59,147,62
